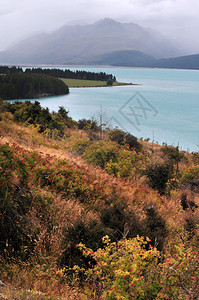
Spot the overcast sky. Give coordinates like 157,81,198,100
1,0,199,53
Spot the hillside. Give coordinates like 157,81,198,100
0,18,180,65
153,53,199,70
88,50,199,69
89,50,156,67
0,100,198,299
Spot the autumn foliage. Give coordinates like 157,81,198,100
0,101,198,299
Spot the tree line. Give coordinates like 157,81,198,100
0,65,117,81
0,72,69,100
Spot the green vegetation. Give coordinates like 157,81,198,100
0,100,198,299
25,67,116,82
0,65,116,82
1,100,75,135
60,78,128,87
0,65,130,90
144,162,174,194
108,128,142,152
0,72,69,100
75,236,198,300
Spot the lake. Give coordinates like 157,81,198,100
22,67,199,152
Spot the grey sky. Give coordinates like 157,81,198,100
1,0,199,53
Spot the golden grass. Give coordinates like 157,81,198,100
0,264,81,299
0,113,198,299
1,115,197,238
0,115,185,219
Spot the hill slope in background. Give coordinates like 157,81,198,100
154,53,199,69
89,50,199,69
0,18,180,65
89,50,156,66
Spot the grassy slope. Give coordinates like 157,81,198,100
0,113,198,299
60,78,132,87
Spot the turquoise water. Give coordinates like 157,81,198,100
20,67,199,151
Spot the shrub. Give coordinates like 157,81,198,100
73,236,199,300
161,144,185,172
60,202,144,270
108,129,142,152
144,162,174,194
180,192,198,211
34,160,99,202
68,136,91,155
59,219,111,270
144,205,167,251
100,202,127,240
78,118,99,131
105,148,148,179
106,79,113,86
182,167,199,183
83,140,119,168
191,152,199,165
181,167,199,194
0,144,35,257
83,140,147,179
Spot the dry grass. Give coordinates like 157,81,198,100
0,114,198,299
1,264,81,299
0,115,185,221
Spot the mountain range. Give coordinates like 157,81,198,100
89,50,199,69
0,18,198,69
0,18,181,65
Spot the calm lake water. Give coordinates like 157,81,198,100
22,67,199,151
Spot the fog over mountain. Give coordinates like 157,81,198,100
1,0,199,55
0,18,181,65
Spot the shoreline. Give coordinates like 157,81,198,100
6,63,199,72
68,83,140,88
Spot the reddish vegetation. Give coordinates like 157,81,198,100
0,111,198,299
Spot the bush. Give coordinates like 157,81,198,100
78,118,99,131
106,79,113,86
161,144,185,172
73,237,198,299
83,140,119,168
68,136,91,155
100,202,127,240
144,206,167,251
144,162,174,194
191,152,199,165
108,129,142,152
110,148,147,178
181,167,199,194
100,202,143,241
59,219,111,270
0,144,35,257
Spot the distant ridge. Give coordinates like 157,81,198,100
88,50,156,67
87,50,199,70
0,18,180,65
153,53,199,69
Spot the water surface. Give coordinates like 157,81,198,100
20,67,199,151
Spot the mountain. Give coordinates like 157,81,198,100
0,18,180,65
89,50,199,70
88,50,156,66
153,53,199,69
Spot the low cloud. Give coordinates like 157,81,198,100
0,0,199,53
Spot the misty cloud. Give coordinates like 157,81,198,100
0,0,199,53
